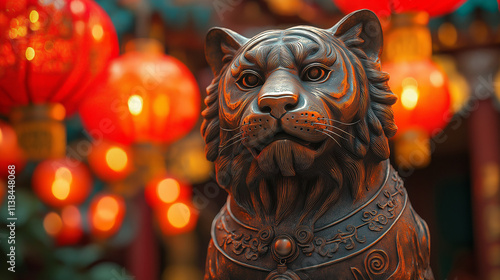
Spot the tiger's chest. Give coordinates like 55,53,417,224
208,168,429,280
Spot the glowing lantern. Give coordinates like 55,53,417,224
0,121,25,178
145,176,192,208
80,39,200,146
155,201,198,236
88,193,126,239
32,158,92,208
382,13,451,168
0,0,118,159
88,140,133,182
266,0,303,16
43,205,83,246
333,0,465,17
384,61,451,135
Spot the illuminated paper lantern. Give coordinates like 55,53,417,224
382,13,451,168
32,158,92,208
80,39,200,145
144,175,191,208
88,193,126,239
333,0,465,17
0,0,118,159
87,140,133,182
155,201,198,236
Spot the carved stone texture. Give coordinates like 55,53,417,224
202,9,434,280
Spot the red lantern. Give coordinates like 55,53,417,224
43,205,83,246
381,12,452,168
80,39,201,145
88,193,126,239
0,0,118,160
0,0,119,115
384,60,451,136
0,121,26,178
333,0,466,17
87,140,133,182
155,201,198,236
32,158,92,208
145,175,191,208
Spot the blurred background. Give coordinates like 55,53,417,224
0,0,499,279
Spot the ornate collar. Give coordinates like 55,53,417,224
211,166,407,278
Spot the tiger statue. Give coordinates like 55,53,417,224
201,9,434,280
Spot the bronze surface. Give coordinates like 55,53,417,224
202,9,433,280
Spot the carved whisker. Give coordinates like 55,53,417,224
322,128,349,141
312,123,355,138
220,123,249,132
317,118,360,126
314,129,341,146
218,137,248,155
219,132,244,148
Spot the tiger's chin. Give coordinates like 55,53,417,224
252,138,328,177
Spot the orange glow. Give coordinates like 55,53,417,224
91,24,104,41
80,39,200,146
51,167,73,200
438,22,457,47
51,103,67,121
29,10,39,23
145,175,192,208
128,95,143,116
157,178,180,203
155,201,198,235
44,206,83,245
32,159,91,208
400,77,420,111
87,140,132,183
51,179,71,200
267,0,303,16
61,205,81,228
89,194,125,239
93,196,119,231
70,0,85,14
0,0,119,117
153,94,170,118
44,212,63,236
383,60,450,136
430,70,444,87
25,47,35,61
0,121,26,178
401,85,419,110
96,196,119,219
167,203,191,228
105,147,128,172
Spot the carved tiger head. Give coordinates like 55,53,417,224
202,10,397,227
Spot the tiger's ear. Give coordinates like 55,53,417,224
330,9,383,63
205,27,249,77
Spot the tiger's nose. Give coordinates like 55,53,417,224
258,93,299,119
258,71,300,119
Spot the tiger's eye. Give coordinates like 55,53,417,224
308,68,321,80
304,66,327,82
244,74,259,87
238,72,261,89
